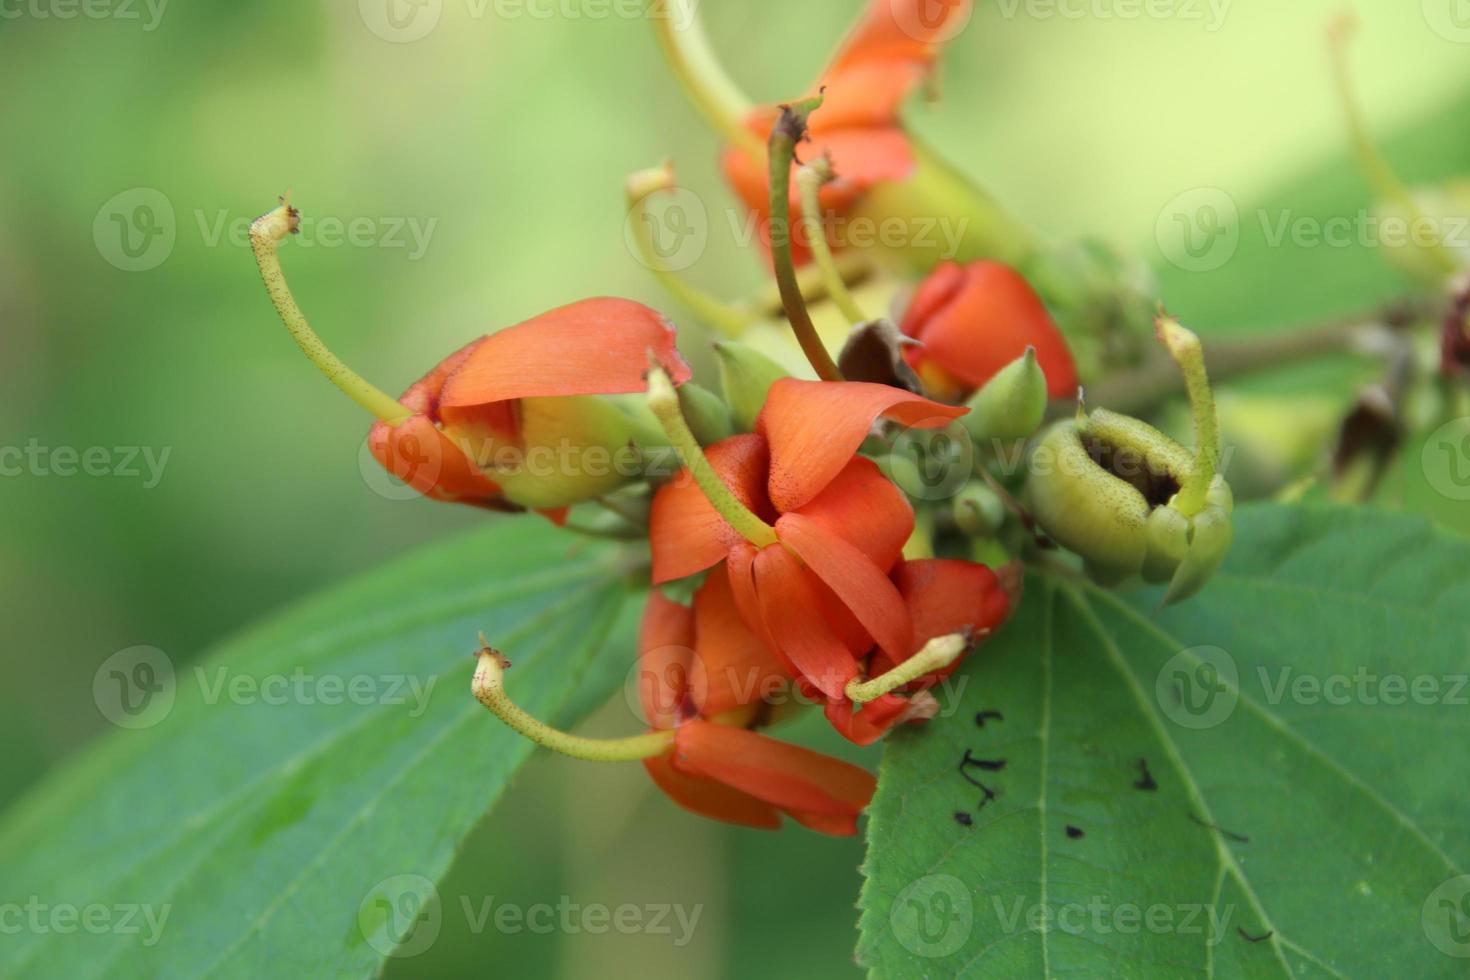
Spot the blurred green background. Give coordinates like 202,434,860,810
2,0,1467,975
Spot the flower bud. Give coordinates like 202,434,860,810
714,341,790,432
678,382,735,446
962,347,1048,444
952,483,1006,538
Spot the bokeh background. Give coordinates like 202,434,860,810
3,0,1468,975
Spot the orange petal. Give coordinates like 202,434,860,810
673,721,875,835
648,434,776,584
777,512,913,663
900,261,1078,398
637,592,697,731
871,558,1012,679
690,568,789,718
824,693,913,747
367,337,509,511
824,0,972,81
757,378,966,512
749,545,860,699
796,456,913,571
439,298,691,409
643,754,781,830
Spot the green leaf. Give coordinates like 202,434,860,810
858,504,1470,978
0,519,644,978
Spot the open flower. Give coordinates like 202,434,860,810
823,558,1013,745
704,0,1028,270
249,204,693,516
648,376,966,710
900,260,1079,402
637,576,875,835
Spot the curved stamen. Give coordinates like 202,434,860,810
473,641,675,762
649,0,763,159
1155,314,1220,517
796,156,868,326
845,632,971,704
646,364,780,548
768,96,845,383
249,199,411,426
625,162,755,337
1328,16,1459,276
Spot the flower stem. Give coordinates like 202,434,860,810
1327,15,1460,277
473,644,674,762
249,199,410,426
646,364,779,548
625,162,754,337
796,158,867,326
1155,314,1219,517
648,0,763,159
845,632,970,704
768,96,844,383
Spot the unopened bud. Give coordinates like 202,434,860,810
953,483,1007,538
962,347,1048,443
714,341,790,432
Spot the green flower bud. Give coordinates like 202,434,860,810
962,347,1049,444
953,483,1007,538
714,341,789,432
677,382,734,446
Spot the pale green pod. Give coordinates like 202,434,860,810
1026,420,1151,583
1142,506,1191,585
1161,504,1234,606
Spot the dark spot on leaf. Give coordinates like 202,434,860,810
1134,758,1158,791
975,710,1004,728
1237,927,1273,944
1065,825,1084,839
954,811,973,827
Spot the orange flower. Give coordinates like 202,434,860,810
900,260,1079,401
720,0,972,266
649,379,965,702
638,577,875,835
369,297,691,515
822,558,1013,745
